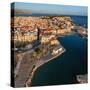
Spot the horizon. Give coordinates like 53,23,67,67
11,2,88,16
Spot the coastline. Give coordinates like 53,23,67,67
14,44,65,87
13,15,87,87
25,47,66,87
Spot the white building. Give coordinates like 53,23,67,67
52,47,63,55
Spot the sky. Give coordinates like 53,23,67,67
13,2,88,16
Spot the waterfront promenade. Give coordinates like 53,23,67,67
14,44,65,87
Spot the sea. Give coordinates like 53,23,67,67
15,14,88,86
31,35,87,86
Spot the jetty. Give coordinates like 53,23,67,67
14,44,65,87
73,25,87,38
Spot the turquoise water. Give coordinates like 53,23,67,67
31,34,87,86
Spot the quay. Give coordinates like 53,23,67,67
14,44,65,87
73,25,87,38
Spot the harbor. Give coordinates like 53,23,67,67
11,15,87,87
14,43,65,87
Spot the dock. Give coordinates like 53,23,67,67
73,25,87,38
14,44,65,87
